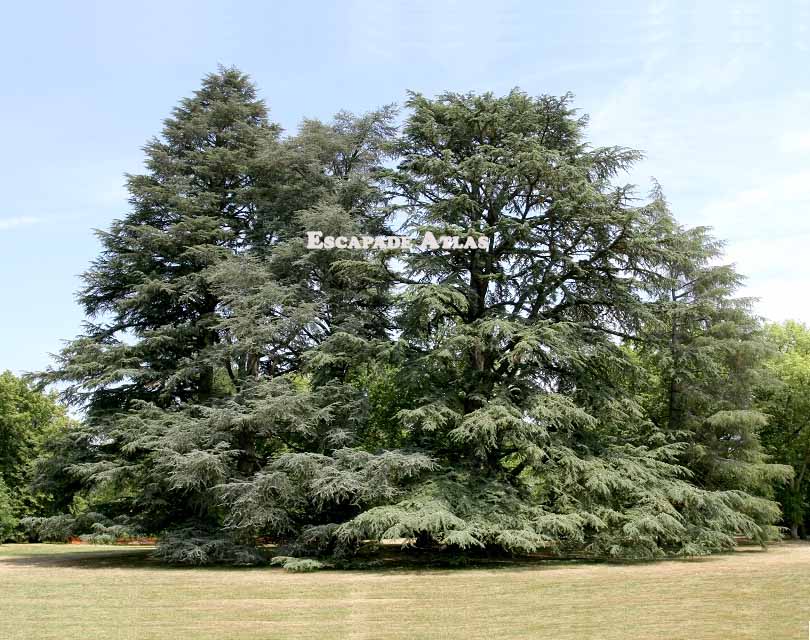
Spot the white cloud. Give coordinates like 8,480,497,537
0,216,41,231
577,13,810,325
741,277,810,325
778,130,810,153
698,170,810,238
698,170,810,323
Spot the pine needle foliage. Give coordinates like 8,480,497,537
39,74,785,564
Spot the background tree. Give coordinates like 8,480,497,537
0,478,14,541
757,321,810,538
0,370,72,539
634,213,789,504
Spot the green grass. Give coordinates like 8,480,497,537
1,542,809,639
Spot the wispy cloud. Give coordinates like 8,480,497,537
698,169,810,237
697,169,810,323
575,1,810,325
0,216,41,231
778,130,810,154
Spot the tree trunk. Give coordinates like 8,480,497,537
415,531,434,549
668,288,684,431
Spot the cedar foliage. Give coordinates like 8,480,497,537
39,71,786,564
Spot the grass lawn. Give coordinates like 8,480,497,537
1,542,809,639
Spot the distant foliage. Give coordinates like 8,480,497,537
0,370,74,537
0,477,17,541
757,321,810,538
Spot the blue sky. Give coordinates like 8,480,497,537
1,0,809,375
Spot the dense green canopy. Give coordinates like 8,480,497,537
37,68,790,565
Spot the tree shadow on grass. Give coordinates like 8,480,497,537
0,546,267,572
330,547,737,574
0,542,763,573
0,546,574,573
0,546,162,570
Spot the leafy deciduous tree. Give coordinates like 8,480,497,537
758,321,810,538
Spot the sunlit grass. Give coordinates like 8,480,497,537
1,542,808,639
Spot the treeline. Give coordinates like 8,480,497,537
2,67,810,565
